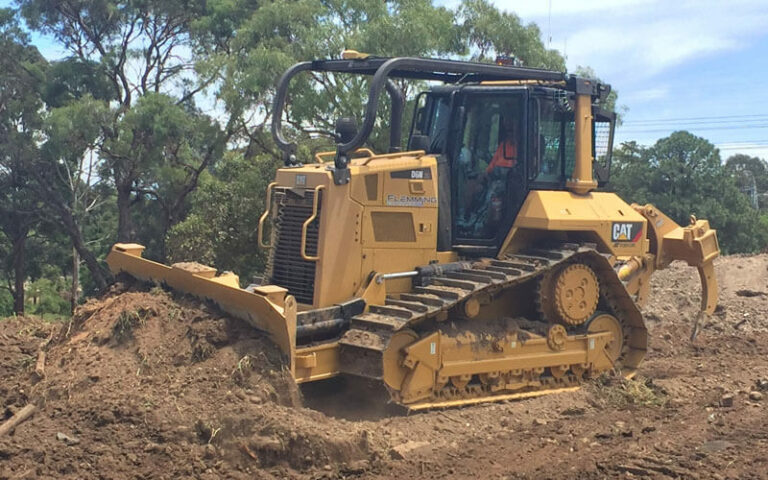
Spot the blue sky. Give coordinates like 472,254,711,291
489,0,768,160
6,0,768,160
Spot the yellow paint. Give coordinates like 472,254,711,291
566,93,598,194
501,190,648,257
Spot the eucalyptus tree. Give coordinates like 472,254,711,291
19,0,236,258
0,8,46,314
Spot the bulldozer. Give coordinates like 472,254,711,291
106,52,720,409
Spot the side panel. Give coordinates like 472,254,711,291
315,180,365,307
272,155,442,308
359,158,440,292
500,190,648,257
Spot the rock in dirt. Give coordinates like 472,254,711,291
390,440,430,459
56,432,80,445
735,289,766,297
533,418,548,426
342,460,370,474
561,406,586,416
719,393,734,407
701,440,735,453
748,391,763,401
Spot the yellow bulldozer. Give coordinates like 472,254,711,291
107,52,720,409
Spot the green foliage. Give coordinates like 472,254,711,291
43,57,115,107
589,375,667,409
100,92,225,258
0,289,12,317
167,151,279,282
458,0,565,70
26,276,70,316
725,154,768,210
611,132,768,254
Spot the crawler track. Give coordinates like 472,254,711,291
338,243,648,409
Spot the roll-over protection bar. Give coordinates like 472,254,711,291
270,56,609,184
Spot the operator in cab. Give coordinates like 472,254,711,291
457,108,521,239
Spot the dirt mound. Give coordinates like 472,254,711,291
0,316,55,418
2,255,768,479
1,284,382,479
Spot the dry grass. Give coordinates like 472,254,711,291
587,373,667,409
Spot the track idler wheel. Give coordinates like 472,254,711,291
382,330,419,391
540,263,600,326
586,313,624,364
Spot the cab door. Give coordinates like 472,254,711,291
449,90,528,254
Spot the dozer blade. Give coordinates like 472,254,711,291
106,243,298,373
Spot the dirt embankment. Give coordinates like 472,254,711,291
1,254,768,479
1,285,381,479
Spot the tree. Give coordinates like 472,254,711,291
725,154,768,209
167,152,279,281
20,0,236,256
611,132,768,254
0,8,46,315
458,0,565,69
101,92,227,259
29,95,114,291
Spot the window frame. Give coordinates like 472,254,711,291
447,87,530,248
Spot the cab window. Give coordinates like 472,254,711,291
530,94,576,184
452,95,524,241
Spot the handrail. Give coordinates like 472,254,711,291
301,185,325,261
257,182,277,248
358,149,426,166
314,148,375,164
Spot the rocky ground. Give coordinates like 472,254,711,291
1,254,767,479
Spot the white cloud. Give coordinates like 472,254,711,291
503,0,655,18
494,0,768,81
621,86,669,103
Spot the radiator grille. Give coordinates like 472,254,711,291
266,188,321,305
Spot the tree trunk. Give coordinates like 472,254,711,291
117,184,133,242
60,213,111,291
70,245,79,314
73,230,110,291
11,230,27,316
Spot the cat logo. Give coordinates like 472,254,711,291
611,222,644,243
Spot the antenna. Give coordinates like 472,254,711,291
564,38,567,61
548,0,552,47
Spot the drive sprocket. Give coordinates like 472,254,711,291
538,263,600,326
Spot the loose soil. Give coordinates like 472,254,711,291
2,255,768,479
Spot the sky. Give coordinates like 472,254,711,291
489,0,768,160
5,0,768,160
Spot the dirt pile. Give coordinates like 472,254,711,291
0,316,54,420
2,254,768,479
1,284,382,480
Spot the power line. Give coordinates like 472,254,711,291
717,141,768,146
623,117,768,127
618,124,768,134
623,113,768,125
718,145,768,150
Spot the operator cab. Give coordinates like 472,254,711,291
409,86,615,256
